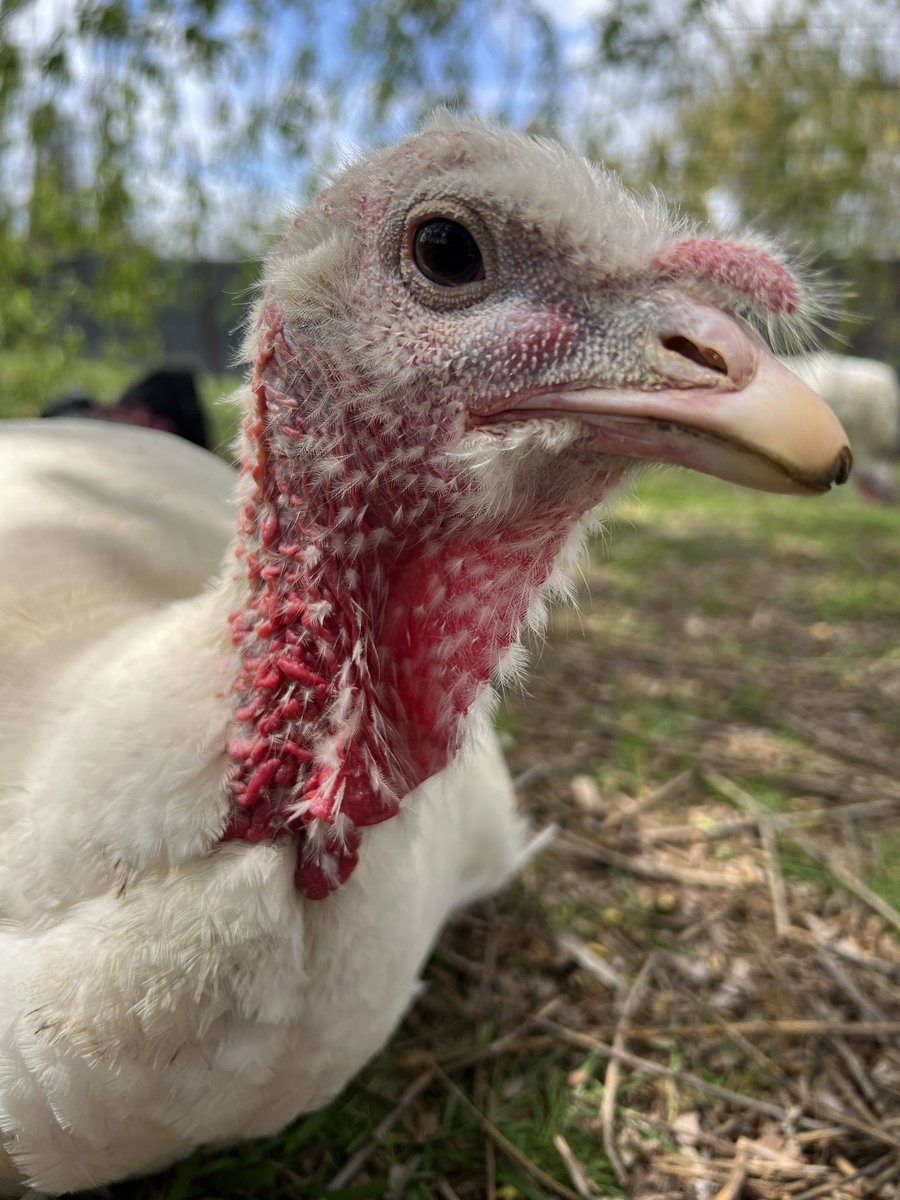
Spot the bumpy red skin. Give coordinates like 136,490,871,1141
652,238,800,317
222,313,590,898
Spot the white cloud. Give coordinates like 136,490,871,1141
532,0,613,29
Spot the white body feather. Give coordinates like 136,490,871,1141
0,422,525,1195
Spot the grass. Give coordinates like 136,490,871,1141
4,376,900,1197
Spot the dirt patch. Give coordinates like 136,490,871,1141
395,499,900,1199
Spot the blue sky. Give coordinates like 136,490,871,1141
5,0,800,257
7,0,673,252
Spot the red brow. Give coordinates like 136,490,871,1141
653,238,799,316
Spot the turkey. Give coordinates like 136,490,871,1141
0,117,850,1196
41,368,210,449
785,352,900,501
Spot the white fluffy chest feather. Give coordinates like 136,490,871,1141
0,423,525,1195
0,744,522,1195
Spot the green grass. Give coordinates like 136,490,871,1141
866,830,900,912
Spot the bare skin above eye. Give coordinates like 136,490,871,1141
0,117,849,1196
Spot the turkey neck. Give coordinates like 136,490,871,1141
223,310,584,898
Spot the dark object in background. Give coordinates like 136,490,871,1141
42,369,209,449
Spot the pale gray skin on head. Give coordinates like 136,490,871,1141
257,114,849,539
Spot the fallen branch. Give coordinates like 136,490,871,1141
713,1143,748,1200
705,768,900,937
558,932,630,993
705,769,797,940
542,1019,797,1122
512,761,556,791
802,913,900,980
783,712,900,775
675,993,798,1099
812,1000,885,1115
436,1179,464,1200
601,769,694,829
790,829,900,936
541,1019,900,1152
556,831,754,889
624,1017,900,1040
791,1152,897,1200
646,797,900,846
552,1133,599,1199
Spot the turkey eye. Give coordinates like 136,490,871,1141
412,218,485,286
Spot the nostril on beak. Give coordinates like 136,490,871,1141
662,335,729,376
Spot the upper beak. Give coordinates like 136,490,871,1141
508,297,852,495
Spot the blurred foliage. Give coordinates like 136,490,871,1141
584,0,900,357
0,0,898,399
643,14,898,253
0,0,560,397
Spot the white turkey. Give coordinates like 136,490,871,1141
0,117,850,1196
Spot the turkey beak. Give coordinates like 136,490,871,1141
645,298,853,493
515,298,853,495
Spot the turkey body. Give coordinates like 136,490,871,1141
0,117,852,1194
0,422,524,1195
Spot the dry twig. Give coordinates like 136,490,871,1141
648,796,900,846
784,712,900,775
542,1019,799,1123
558,932,630,993
433,1066,581,1200
812,1000,886,1115
602,952,657,1186
601,769,694,829
803,913,900,980
552,1133,599,1199
790,828,900,935
326,1070,433,1190
512,760,557,791
626,1017,900,1040
791,1153,897,1200
711,1143,749,1200
436,1178,464,1200
544,1019,900,1154
556,831,755,889
705,770,794,939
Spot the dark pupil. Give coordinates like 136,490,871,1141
413,218,484,286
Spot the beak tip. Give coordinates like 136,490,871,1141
832,447,853,488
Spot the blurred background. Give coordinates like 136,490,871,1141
1,0,898,436
3,4,900,1198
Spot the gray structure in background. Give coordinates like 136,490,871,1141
82,255,900,379
157,260,255,377
74,258,255,378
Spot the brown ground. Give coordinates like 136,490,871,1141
393,481,900,1200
